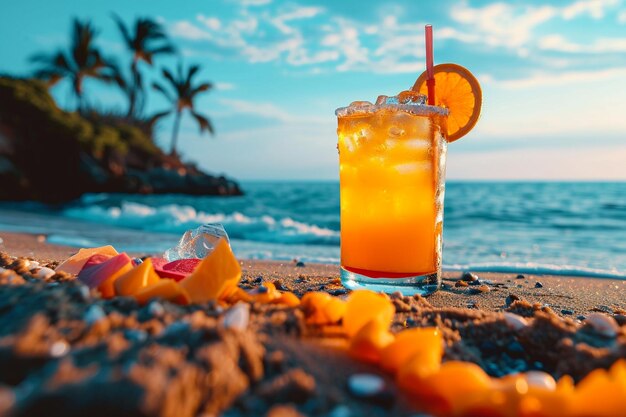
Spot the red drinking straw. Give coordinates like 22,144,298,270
425,25,436,105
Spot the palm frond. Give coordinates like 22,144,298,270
191,82,212,97
147,109,173,127
111,13,133,49
161,68,177,90
190,110,214,135
152,82,173,102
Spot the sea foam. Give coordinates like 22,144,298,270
62,201,340,246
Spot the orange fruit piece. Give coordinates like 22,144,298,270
179,238,241,303
114,258,160,296
348,318,395,364
406,361,492,416
134,279,191,306
274,292,301,307
412,63,482,142
570,364,626,417
253,282,282,303
380,327,442,373
221,286,253,303
343,290,394,337
56,245,119,275
301,292,346,325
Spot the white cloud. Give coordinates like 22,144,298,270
450,2,557,50
539,34,626,53
238,0,271,6
619,10,626,22
562,0,619,20
170,21,213,41
493,66,626,89
197,14,221,30
214,82,236,91
218,98,325,123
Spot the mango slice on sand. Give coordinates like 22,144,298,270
424,361,492,415
179,238,241,303
56,245,118,275
343,290,394,337
380,327,442,373
396,349,443,392
301,292,346,325
221,286,253,303
114,258,160,296
253,282,282,303
134,279,191,306
348,319,395,364
569,361,626,417
78,253,133,298
152,258,201,281
275,292,301,307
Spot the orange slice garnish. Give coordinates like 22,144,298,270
412,63,482,142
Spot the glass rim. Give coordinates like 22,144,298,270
335,102,449,118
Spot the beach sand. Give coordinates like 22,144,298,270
2,231,624,317
1,230,625,417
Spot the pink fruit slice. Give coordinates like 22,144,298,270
153,258,201,281
78,253,133,298
82,254,114,271
56,245,119,275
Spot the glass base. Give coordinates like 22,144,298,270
340,266,440,296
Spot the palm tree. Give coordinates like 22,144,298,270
151,64,214,156
31,18,114,111
112,14,175,118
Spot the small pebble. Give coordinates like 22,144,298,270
347,373,384,397
577,315,586,321
35,267,55,280
455,280,468,287
77,285,91,301
84,305,106,325
534,282,544,288
49,340,70,358
147,301,165,318
614,314,626,326
477,284,490,293
163,320,190,337
26,260,40,270
503,312,528,330
295,261,306,267
223,303,250,331
584,313,619,337
124,329,148,343
561,309,574,315
461,272,478,282
327,405,351,417
525,371,556,390
516,274,525,279
505,294,520,306
253,276,263,284
330,288,348,296
36,235,46,243
133,258,143,265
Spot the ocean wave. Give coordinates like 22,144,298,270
444,262,626,280
62,201,340,246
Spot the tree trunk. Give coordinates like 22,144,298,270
170,109,182,156
127,60,139,118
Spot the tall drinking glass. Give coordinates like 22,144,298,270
336,92,448,295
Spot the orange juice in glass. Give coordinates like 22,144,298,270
336,91,448,295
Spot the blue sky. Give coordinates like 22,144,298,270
2,0,626,180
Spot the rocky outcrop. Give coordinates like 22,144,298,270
0,76,242,203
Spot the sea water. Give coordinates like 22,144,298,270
0,181,625,278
